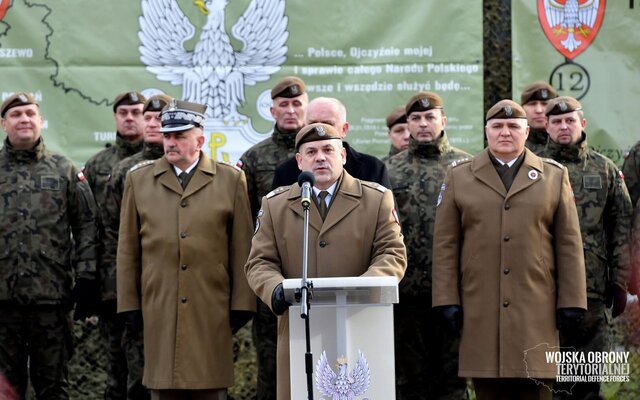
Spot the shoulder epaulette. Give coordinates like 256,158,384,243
218,160,242,172
450,158,471,168
362,181,387,193
129,160,154,172
266,186,289,199
541,158,565,169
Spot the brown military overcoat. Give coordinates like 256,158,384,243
432,148,587,379
117,155,255,389
245,171,407,400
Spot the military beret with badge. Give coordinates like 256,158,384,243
545,96,582,116
295,123,342,150
385,106,407,129
1,92,38,118
520,81,558,105
143,94,172,114
112,91,146,113
405,91,444,116
271,76,306,99
485,99,527,121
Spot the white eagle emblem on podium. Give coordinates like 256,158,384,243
138,0,288,121
316,350,371,400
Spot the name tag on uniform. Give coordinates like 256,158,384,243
583,175,602,189
41,176,60,190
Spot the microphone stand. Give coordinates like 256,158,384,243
296,190,314,400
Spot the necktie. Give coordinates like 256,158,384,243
178,171,189,189
318,191,329,221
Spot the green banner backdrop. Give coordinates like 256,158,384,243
0,0,483,165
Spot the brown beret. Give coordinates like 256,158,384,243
1,92,38,118
486,99,527,121
271,76,306,99
295,123,342,150
112,91,146,112
143,94,172,114
520,81,558,105
405,91,444,116
545,96,582,116
386,106,407,129
160,99,207,133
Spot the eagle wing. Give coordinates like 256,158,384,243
348,350,370,397
578,0,599,28
315,351,338,397
139,0,195,85
231,0,288,85
543,0,565,28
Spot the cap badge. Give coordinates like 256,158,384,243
559,101,567,112
504,106,513,117
152,99,160,109
528,170,539,180
316,126,326,136
18,94,28,103
540,89,548,99
129,92,138,102
168,99,177,111
290,85,299,95
420,98,430,108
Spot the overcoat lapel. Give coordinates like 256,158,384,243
182,156,215,199
505,149,544,200
287,185,323,233
471,149,507,198
320,173,360,234
155,157,182,195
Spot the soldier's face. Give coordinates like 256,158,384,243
143,111,163,145
306,101,349,139
115,104,144,141
296,139,346,190
547,111,586,145
407,109,446,142
485,118,529,161
163,128,204,170
523,100,550,129
271,94,308,133
389,123,410,151
1,104,43,150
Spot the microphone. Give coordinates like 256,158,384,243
298,171,315,208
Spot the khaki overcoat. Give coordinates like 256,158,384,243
432,148,587,379
117,155,255,389
245,171,407,400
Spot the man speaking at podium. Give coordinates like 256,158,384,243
245,123,407,400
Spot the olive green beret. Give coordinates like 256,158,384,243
160,99,207,133
1,92,38,118
486,99,527,121
295,123,342,150
545,96,582,116
112,91,146,113
143,94,172,114
386,106,407,129
271,76,306,99
405,91,444,116
520,81,558,105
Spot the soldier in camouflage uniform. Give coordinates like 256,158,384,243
100,94,170,400
386,92,470,400
520,81,557,155
237,76,308,400
0,93,99,399
622,140,640,206
84,91,146,400
541,96,632,399
380,105,409,163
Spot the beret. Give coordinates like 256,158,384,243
386,106,407,129
295,123,342,150
1,92,38,118
143,94,172,114
271,76,306,99
486,99,527,121
545,96,582,116
113,91,146,112
405,91,444,115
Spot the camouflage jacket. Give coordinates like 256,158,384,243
525,127,548,156
386,133,471,299
380,145,402,164
542,134,632,298
99,142,164,300
622,139,640,206
83,134,143,209
238,125,296,220
0,138,99,305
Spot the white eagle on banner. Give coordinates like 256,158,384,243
543,0,600,53
316,350,371,400
139,0,288,120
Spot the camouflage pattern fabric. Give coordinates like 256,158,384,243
238,126,296,400
524,127,549,156
542,134,632,298
386,133,470,399
67,318,108,400
380,144,402,164
622,140,640,206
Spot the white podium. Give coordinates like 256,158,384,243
283,276,399,399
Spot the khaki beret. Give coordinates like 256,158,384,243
295,123,342,150
486,99,527,121
405,91,444,116
386,106,407,129
271,76,306,99
160,99,207,133
143,94,172,114
1,92,38,118
520,81,558,105
112,91,146,112
545,96,582,116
